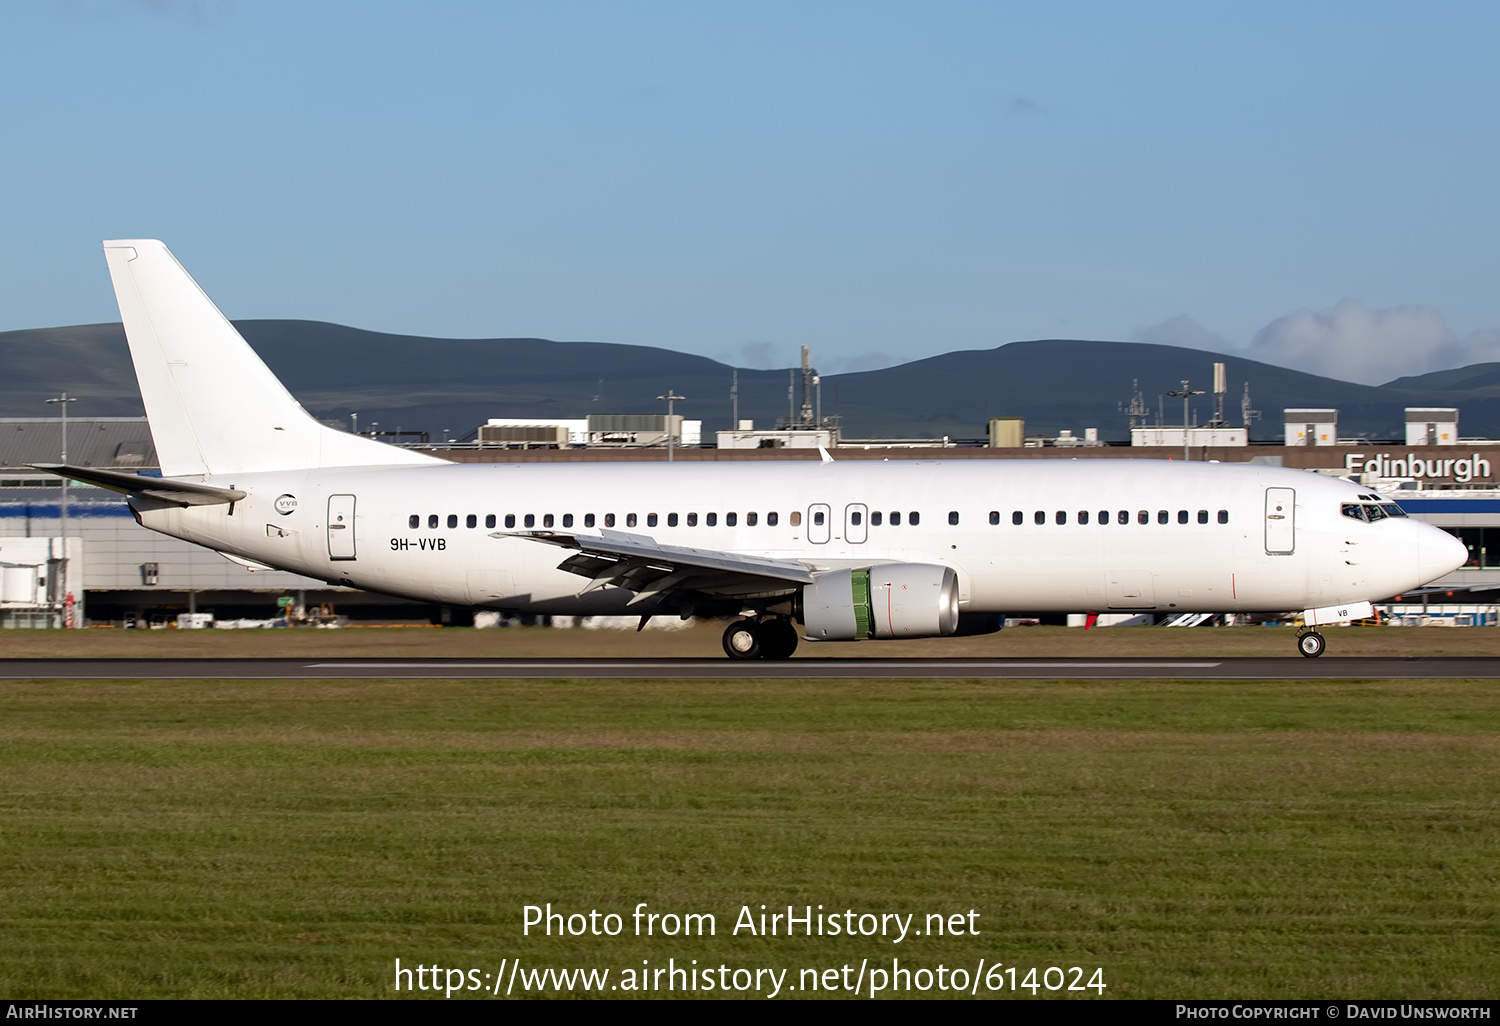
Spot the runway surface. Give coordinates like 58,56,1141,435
1,656,1497,679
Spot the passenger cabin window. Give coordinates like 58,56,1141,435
813,511,825,526
409,515,419,529
604,513,614,527
790,511,802,527
949,511,960,525
1137,511,1148,525
748,512,758,526
850,511,861,526
1157,510,1168,524
707,512,717,526
505,514,516,529
1197,510,1208,524
466,514,477,528
1012,511,1023,525
726,512,736,526
543,514,554,528
1098,510,1109,525
1034,511,1045,525
584,513,595,528
768,512,779,527
1117,511,1128,525
627,513,637,527
1217,510,1229,524
485,514,496,529
1178,510,1188,524
1079,510,1090,524
428,514,439,529
990,511,1000,525
647,513,658,527
909,512,920,525
871,511,882,526
524,514,535,528
687,513,698,527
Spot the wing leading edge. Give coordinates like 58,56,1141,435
497,529,815,602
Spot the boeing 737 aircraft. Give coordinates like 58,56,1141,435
38,240,1467,658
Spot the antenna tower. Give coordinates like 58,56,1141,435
1240,381,1261,430
1118,379,1151,430
1209,362,1228,427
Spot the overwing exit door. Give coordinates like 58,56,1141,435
328,494,357,560
846,503,868,544
808,503,831,544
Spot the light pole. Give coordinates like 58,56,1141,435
1167,380,1205,462
45,392,76,627
657,389,685,462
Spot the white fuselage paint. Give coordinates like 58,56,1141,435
131,458,1460,620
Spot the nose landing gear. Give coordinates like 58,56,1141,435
722,617,800,660
1297,630,1325,658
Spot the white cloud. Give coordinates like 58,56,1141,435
1245,300,1454,385
1131,302,1500,385
1132,315,1231,353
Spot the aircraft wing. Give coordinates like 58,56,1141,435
496,529,815,601
30,464,247,507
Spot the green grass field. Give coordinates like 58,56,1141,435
0,675,1495,1000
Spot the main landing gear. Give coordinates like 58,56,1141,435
1297,629,1326,658
722,617,800,660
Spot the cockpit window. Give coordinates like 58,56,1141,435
1340,503,1366,522
1364,504,1389,522
1380,503,1407,518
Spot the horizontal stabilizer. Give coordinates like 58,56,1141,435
31,464,246,507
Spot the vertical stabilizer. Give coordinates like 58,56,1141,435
102,240,442,477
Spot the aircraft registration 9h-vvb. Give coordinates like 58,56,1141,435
39,240,1467,659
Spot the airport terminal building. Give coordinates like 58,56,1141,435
5,412,1500,628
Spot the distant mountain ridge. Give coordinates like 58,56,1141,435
4,319,1498,442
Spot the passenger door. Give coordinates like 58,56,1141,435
1264,487,1295,555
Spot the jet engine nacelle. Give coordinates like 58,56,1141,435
799,563,960,640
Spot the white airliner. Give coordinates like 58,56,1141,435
39,240,1467,659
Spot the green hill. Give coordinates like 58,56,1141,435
3,320,1494,442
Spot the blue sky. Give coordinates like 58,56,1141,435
5,1,1499,383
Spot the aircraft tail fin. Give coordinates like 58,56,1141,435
102,240,443,477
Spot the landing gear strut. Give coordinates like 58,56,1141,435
1297,630,1325,658
721,617,799,660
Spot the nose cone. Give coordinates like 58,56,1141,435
1418,526,1468,585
